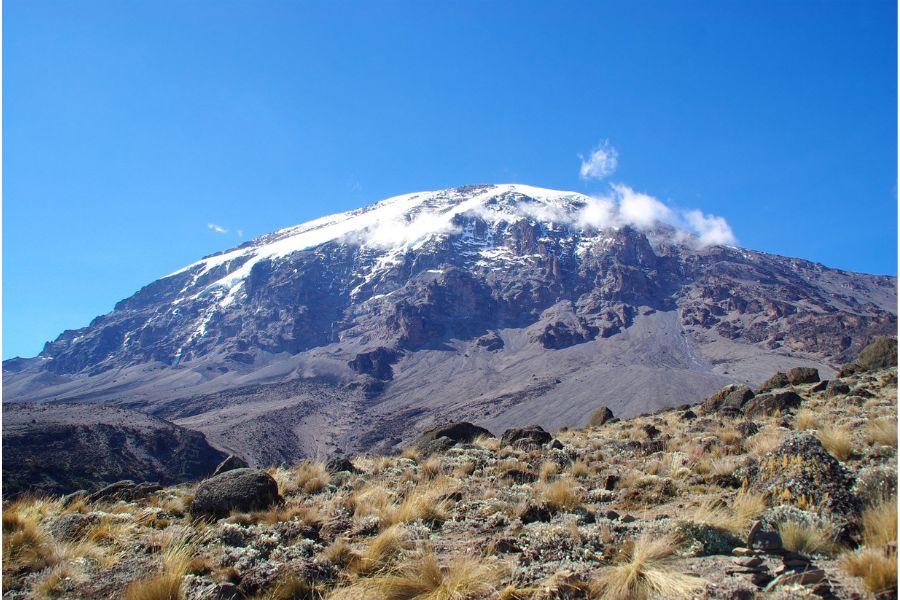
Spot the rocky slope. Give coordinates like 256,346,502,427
2,343,896,599
2,404,228,497
4,185,897,466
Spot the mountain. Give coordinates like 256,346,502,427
4,184,896,465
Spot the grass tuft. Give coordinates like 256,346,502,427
816,425,853,461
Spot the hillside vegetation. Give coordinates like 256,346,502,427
3,342,897,599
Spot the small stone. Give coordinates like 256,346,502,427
765,569,826,590
750,572,773,587
732,547,755,556
604,510,620,521
734,557,764,568
212,455,250,477
603,475,620,491
620,514,636,523
547,439,564,450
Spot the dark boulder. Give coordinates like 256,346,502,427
474,331,504,351
857,337,898,371
325,457,358,474
86,480,161,504
734,421,760,437
408,422,493,452
825,380,850,398
501,425,553,447
786,367,820,385
703,384,754,413
839,363,862,377
212,455,249,477
757,372,790,393
743,391,803,418
588,406,615,427
50,513,101,542
748,432,859,537
809,380,828,393
190,468,280,518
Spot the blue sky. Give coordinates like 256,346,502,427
4,0,897,359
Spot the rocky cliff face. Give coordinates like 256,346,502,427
4,184,896,464
2,404,228,496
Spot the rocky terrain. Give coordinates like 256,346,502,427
3,185,897,468
3,339,896,599
2,404,228,497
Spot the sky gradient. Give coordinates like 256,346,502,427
4,0,898,359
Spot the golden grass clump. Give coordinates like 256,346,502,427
843,548,898,596
861,496,898,548
816,425,853,461
590,535,705,600
349,524,410,576
331,552,503,600
690,490,766,535
473,435,500,452
747,428,786,455
539,478,583,513
122,530,198,600
865,418,898,448
419,456,443,480
777,520,841,556
538,461,558,482
794,409,821,431
568,460,592,479
294,461,332,494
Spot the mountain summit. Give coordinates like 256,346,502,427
4,184,896,464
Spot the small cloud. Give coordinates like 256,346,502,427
236,229,244,238
684,209,736,246
207,223,228,234
613,183,674,229
579,141,619,180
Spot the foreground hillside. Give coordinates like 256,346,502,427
3,343,897,599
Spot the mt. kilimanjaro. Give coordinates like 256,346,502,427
4,184,896,466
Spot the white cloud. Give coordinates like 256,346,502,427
683,209,736,246
208,223,228,234
579,141,619,180
576,196,617,229
613,184,675,229
237,229,244,238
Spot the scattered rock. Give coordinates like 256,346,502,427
703,384,754,413
838,363,862,377
824,380,850,397
857,337,898,371
86,480,161,504
325,457,358,474
501,425,552,447
409,422,493,452
680,409,697,421
190,469,281,518
757,372,790,393
786,367,820,385
603,475,620,491
734,421,760,437
519,503,552,524
764,568,826,590
587,406,614,427
742,391,803,417
809,380,828,393
50,513,101,541
212,455,250,477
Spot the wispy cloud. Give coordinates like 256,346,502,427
207,223,228,234
579,141,619,180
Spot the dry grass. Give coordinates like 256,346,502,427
861,496,898,548
349,525,410,576
568,460,592,479
747,428,786,455
843,548,898,596
865,418,898,447
262,575,325,599
538,478,583,513
690,490,767,535
816,425,853,461
331,552,503,600
794,409,821,431
473,435,500,452
122,530,198,600
590,535,705,600
419,456,443,480
777,520,841,556
33,562,87,597
538,461,558,482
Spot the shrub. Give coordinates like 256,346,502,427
816,425,853,461
777,520,841,556
843,548,898,596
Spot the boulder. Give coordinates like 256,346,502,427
325,457,358,474
408,422,493,452
857,337,898,371
501,425,553,447
757,372,790,393
838,363,862,377
86,480,161,504
703,385,754,413
212,455,249,477
347,347,399,381
734,421,760,437
786,367,820,385
825,380,850,398
190,468,280,518
588,406,615,427
50,513,101,541
749,432,859,535
742,391,803,418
